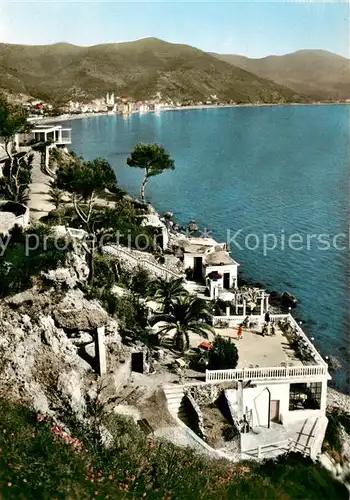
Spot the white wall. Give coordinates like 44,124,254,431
204,264,238,288
242,381,327,428
242,382,290,428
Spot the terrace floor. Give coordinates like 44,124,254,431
187,324,311,369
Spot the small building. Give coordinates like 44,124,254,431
17,124,71,148
177,236,239,292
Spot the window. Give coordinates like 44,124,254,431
289,382,321,410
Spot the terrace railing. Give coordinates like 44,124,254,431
205,364,328,383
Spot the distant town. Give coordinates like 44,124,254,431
21,91,238,119
19,91,348,122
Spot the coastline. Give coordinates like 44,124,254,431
38,105,349,396
35,101,349,125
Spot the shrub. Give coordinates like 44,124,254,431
208,336,239,370
0,225,69,297
0,399,348,500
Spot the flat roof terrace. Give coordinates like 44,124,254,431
186,315,328,379
211,325,307,369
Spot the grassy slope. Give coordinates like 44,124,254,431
210,50,350,100
0,398,348,500
0,38,304,103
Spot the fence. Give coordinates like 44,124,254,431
205,364,328,383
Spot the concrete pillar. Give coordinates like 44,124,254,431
265,294,269,311
243,299,246,316
226,305,230,316
260,297,264,315
320,379,328,411
96,325,107,376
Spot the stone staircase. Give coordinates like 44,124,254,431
103,245,183,281
163,384,185,418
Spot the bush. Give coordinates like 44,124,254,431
0,399,348,500
0,225,70,297
208,336,239,370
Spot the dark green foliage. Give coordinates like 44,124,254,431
0,98,30,148
56,156,118,231
0,153,33,203
127,143,175,202
151,295,214,352
88,254,117,299
89,200,157,250
56,157,117,201
150,276,188,313
0,398,347,500
104,292,150,342
0,225,69,297
208,336,239,370
129,267,153,296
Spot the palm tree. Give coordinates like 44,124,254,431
48,186,64,210
150,276,188,314
151,295,214,352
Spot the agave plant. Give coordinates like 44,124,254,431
150,295,214,352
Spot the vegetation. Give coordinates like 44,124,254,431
0,98,33,203
0,98,30,162
150,276,188,313
0,152,33,203
212,50,350,101
127,143,175,203
0,38,305,103
208,336,239,370
151,295,214,352
56,156,118,231
0,398,348,500
0,225,69,297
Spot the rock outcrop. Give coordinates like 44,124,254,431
53,289,108,330
0,283,124,423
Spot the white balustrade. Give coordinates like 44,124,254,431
205,364,328,383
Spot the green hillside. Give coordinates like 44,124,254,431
210,49,350,101
0,38,305,103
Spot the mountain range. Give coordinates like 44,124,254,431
0,37,348,104
210,49,350,101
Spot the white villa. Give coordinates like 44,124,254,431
177,236,239,298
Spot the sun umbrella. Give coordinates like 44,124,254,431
219,291,235,302
207,271,222,281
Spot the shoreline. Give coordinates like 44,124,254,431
39,106,349,395
35,101,349,125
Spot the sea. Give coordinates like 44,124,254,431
62,104,350,392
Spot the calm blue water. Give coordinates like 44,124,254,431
63,105,349,391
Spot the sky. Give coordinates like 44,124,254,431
0,1,349,58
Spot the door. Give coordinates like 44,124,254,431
131,352,144,373
223,272,230,289
270,400,280,422
193,257,203,281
